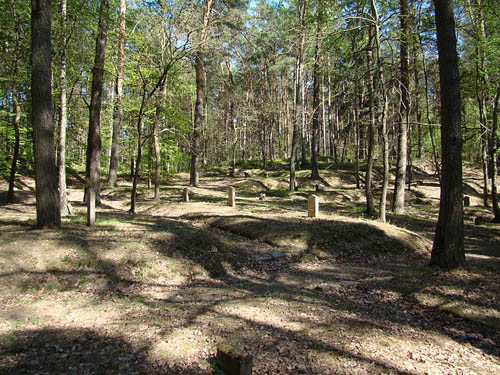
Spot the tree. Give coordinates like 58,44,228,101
108,0,126,188
31,0,61,227
5,0,28,204
289,0,307,191
393,0,410,215
190,0,215,187
490,86,500,222
58,0,71,216
310,0,322,181
430,0,465,268
86,0,110,225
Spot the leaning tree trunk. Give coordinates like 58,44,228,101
430,0,465,269
86,0,109,225
31,0,61,227
108,0,126,188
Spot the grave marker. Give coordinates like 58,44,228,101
308,194,319,218
216,344,252,375
228,187,236,207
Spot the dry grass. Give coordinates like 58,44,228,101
0,166,499,374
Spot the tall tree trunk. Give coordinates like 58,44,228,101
190,0,214,187
153,80,166,201
7,1,21,204
31,0,61,227
490,86,500,222
369,0,389,222
58,0,70,216
130,86,147,214
86,0,109,225
301,65,307,168
465,0,489,207
289,0,306,191
421,45,441,181
354,81,361,189
430,0,465,269
365,26,376,216
311,4,322,180
108,0,126,188
393,0,410,214
7,94,20,204
379,89,390,222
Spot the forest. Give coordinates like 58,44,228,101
0,0,499,374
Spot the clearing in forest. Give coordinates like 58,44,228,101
0,164,499,374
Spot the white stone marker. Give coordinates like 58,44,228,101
308,194,319,218
228,187,236,207
183,188,189,202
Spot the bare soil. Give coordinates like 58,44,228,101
0,164,499,374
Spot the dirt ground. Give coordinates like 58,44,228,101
0,164,499,374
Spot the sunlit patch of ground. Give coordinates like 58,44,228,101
1,167,499,374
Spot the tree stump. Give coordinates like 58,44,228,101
216,344,252,375
183,188,189,202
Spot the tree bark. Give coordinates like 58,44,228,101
290,0,306,191
58,0,70,216
7,94,20,204
153,80,166,201
108,0,126,188
7,1,21,204
190,0,214,187
394,0,410,214
369,0,389,222
130,85,147,214
31,0,61,227
86,0,109,225
490,86,500,222
430,0,465,269
311,3,322,180
365,22,376,216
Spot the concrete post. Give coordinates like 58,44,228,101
308,194,319,218
228,187,236,207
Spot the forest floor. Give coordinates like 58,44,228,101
0,160,499,374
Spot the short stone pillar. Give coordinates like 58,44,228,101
308,194,319,218
228,187,236,207
216,344,253,375
87,187,95,226
183,188,189,202
463,196,470,207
